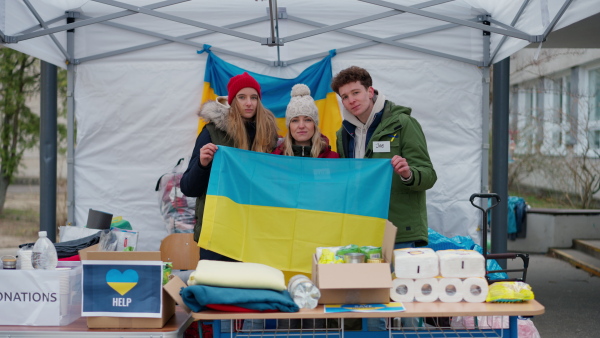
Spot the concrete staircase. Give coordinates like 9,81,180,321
549,239,600,277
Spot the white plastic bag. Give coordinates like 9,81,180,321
155,158,196,233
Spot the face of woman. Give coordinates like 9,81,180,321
289,115,315,146
234,87,259,120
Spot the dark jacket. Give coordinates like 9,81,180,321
180,97,274,242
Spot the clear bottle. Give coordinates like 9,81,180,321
287,274,321,309
32,231,58,270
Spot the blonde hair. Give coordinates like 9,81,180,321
226,98,278,153
281,125,327,158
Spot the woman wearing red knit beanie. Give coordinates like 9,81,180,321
180,72,278,261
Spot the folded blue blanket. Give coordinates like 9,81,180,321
181,285,300,313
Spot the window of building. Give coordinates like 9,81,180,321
547,75,572,150
552,78,564,124
589,68,600,122
518,85,537,152
590,129,600,149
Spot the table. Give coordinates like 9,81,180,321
192,300,545,338
0,306,194,338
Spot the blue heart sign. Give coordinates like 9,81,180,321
106,269,139,296
82,261,162,317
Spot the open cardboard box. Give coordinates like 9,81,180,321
312,221,397,304
79,244,176,329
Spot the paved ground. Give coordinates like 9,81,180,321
510,253,600,337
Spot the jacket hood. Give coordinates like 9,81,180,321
198,96,230,130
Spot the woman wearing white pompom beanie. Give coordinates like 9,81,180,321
272,84,339,158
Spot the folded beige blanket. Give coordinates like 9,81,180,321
187,260,286,291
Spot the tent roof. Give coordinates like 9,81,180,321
526,12,600,48
3,0,599,69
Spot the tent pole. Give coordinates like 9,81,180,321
481,66,490,196
490,0,531,62
480,15,491,247
40,61,58,242
66,14,76,226
491,57,510,268
22,0,69,60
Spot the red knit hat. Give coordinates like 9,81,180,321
227,72,261,105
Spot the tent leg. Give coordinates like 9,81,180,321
491,57,510,268
66,15,76,226
480,15,491,244
40,61,58,241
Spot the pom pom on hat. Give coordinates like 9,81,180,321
291,83,311,97
227,72,261,105
286,84,319,127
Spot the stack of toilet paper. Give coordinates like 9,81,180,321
390,249,489,303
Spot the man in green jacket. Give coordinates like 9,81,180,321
332,66,437,248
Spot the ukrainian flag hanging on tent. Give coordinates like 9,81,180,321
199,146,393,274
198,47,341,149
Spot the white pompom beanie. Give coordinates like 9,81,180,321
285,84,319,127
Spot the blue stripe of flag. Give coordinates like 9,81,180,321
202,50,336,118
207,146,392,219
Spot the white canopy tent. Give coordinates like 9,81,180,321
2,0,598,251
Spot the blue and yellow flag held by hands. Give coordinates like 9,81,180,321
198,48,342,149
199,146,393,275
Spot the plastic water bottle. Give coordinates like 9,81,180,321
287,274,321,309
32,231,58,270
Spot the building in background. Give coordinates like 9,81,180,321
509,48,600,207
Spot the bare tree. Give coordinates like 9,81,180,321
508,49,600,208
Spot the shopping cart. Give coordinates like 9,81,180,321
469,193,529,284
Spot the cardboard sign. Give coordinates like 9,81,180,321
0,265,83,327
82,260,163,318
0,270,60,325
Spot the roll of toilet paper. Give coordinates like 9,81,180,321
413,278,439,302
437,250,485,278
393,248,439,278
462,277,489,303
390,278,415,303
438,278,465,303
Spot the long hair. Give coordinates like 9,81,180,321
226,98,278,153
282,125,327,158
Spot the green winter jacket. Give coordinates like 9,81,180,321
336,100,437,246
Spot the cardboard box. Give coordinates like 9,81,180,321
80,246,175,329
0,261,82,326
311,221,397,304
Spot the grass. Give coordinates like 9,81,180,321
0,208,40,237
509,190,570,209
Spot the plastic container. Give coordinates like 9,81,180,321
287,274,321,309
17,244,34,270
32,231,58,270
